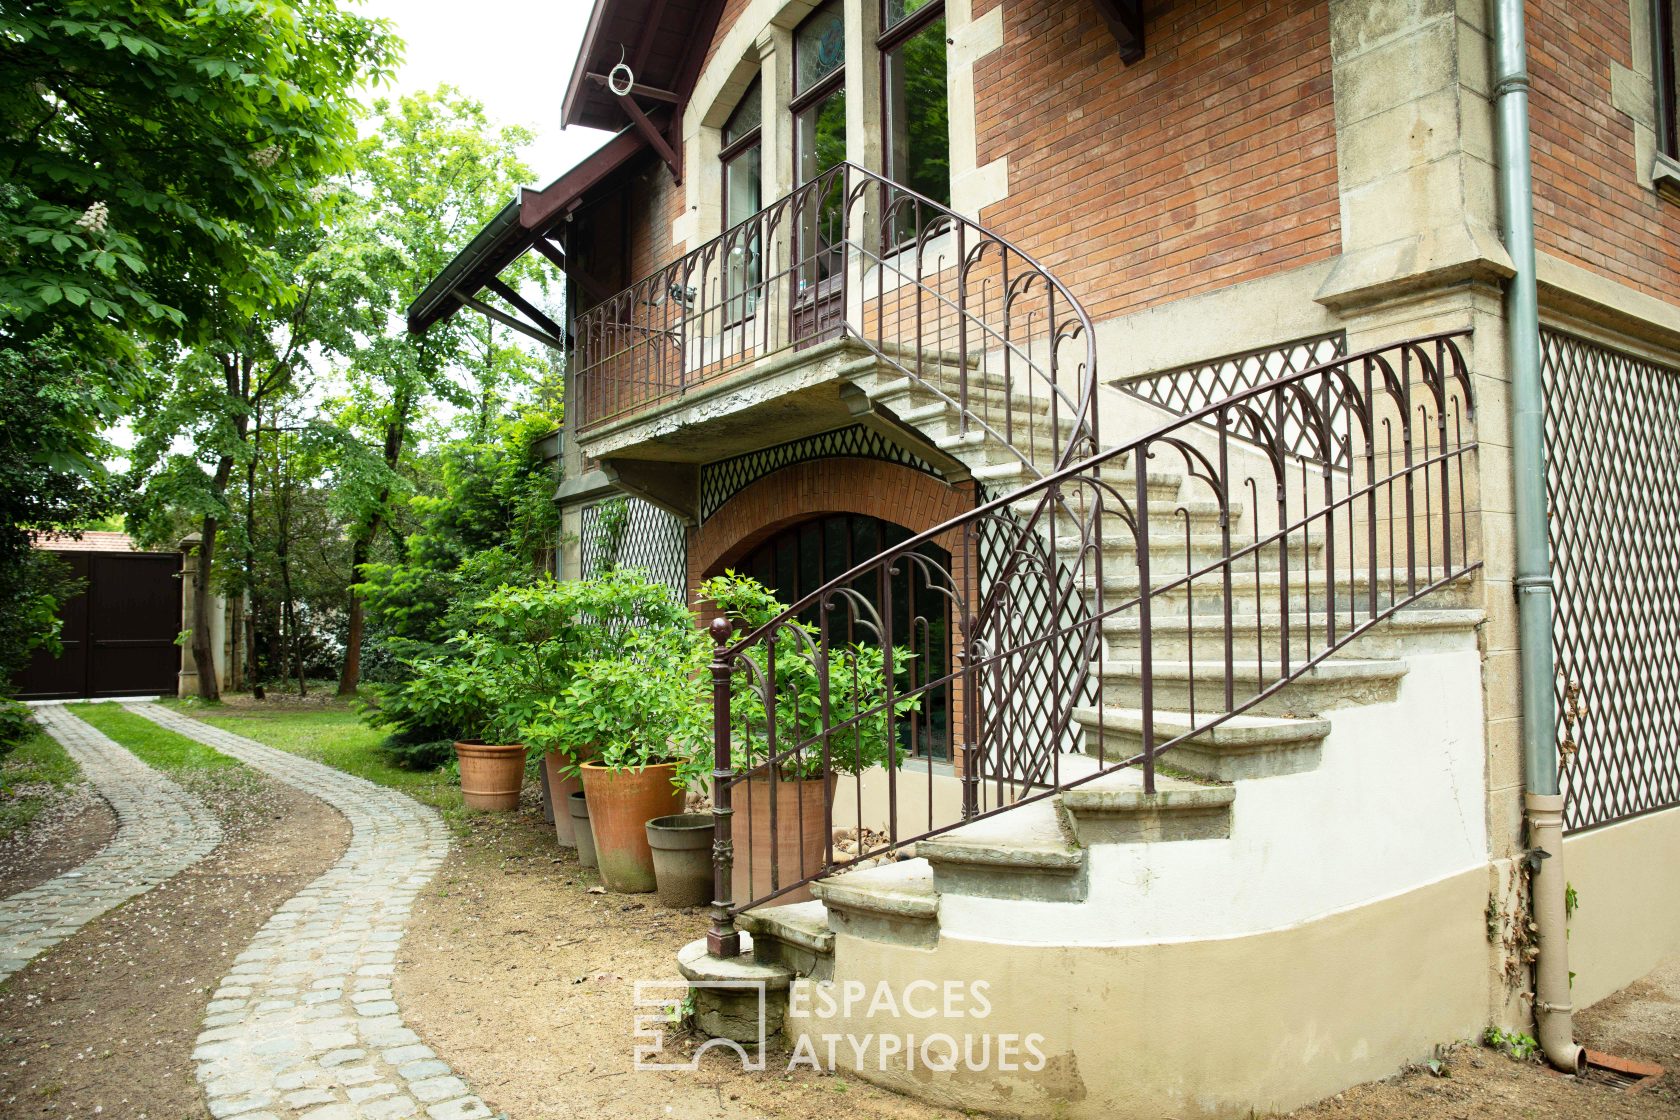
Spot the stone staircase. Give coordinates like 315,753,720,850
683,355,1483,1016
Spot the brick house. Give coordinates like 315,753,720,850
410,0,1680,1114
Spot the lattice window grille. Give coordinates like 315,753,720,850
1543,329,1680,833
1114,332,1351,468
578,497,689,603
698,423,939,522
972,487,1100,789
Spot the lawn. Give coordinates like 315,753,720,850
167,699,467,822
71,703,241,772
0,728,82,841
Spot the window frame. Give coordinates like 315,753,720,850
877,0,949,246
1657,0,1678,161
719,79,765,323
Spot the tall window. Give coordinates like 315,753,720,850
792,0,848,297
721,78,762,317
880,0,950,236
1659,0,1678,161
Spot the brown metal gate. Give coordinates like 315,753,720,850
14,549,183,700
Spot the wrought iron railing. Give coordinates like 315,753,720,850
574,162,1099,475
702,332,1477,957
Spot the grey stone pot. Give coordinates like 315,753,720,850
645,813,714,909
568,791,597,869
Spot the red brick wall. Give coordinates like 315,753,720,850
971,0,1341,320
688,458,974,585
1529,0,1680,303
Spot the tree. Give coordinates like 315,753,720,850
328,87,536,695
3,0,398,692
1,0,399,353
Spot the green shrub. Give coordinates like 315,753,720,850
375,730,455,772
0,699,35,758
697,572,921,780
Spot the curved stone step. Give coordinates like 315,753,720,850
1055,765,1237,843
1083,565,1476,614
1071,704,1331,781
1094,656,1409,716
810,858,939,948
737,901,834,980
1102,606,1484,661
916,798,1086,902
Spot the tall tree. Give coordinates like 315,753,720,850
2,0,398,692
329,87,534,695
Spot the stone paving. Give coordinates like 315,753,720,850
0,704,222,980
127,702,493,1120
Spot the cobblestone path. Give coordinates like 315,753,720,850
129,703,491,1120
0,704,222,980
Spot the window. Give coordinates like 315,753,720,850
881,0,948,240
1658,0,1678,162
792,0,848,296
721,79,762,318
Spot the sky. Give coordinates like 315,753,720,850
356,0,615,188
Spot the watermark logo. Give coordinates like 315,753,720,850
630,978,1046,1074
631,980,767,1071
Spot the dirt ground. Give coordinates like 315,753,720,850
0,783,115,900
0,769,348,1119
400,793,1680,1120
395,790,964,1120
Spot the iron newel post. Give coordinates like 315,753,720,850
707,616,742,959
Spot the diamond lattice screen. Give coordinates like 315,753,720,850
1543,329,1680,832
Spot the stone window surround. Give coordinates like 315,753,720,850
1610,0,1680,201
673,0,1007,252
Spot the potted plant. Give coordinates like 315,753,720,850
528,633,710,893
699,573,921,907
478,572,699,849
382,643,527,811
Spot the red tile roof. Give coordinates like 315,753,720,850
31,530,147,554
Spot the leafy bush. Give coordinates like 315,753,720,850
366,569,700,760
375,729,456,772
698,572,921,780
0,699,36,759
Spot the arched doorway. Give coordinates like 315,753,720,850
733,513,952,762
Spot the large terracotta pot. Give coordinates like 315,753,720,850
454,741,527,811
542,754,583,847
732,774,834,908
578,762,684,893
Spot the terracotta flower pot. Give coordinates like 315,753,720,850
578,762,685,893
568,791,597,869
645,813,715,909
454,741,527,812
732,774,835,908
542,754,583,847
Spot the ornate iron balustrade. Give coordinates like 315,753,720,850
701,332,1477,957
574,162,1100,475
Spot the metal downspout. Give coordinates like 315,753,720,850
1490,0,1585,1075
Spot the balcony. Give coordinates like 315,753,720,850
572,164,1099,484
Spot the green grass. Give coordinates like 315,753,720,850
70,703,240,772
0,727,82,841
168,701,465,820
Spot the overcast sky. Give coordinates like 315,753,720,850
356,0,614,188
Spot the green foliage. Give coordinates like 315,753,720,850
375,731,455,772
0,725,79,841
0,700,36,756
356,404,563,655
368,571,697,760
1482,1027,1540,1062
1,0,399,353
0,335,115,688
698,572,921,780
